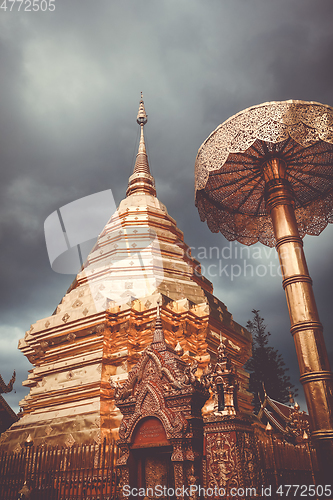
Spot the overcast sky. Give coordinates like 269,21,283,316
1,0,333,413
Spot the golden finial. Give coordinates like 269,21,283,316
175,341,184,357
25,434,33,447
137,92,148,126
265,422,273,432
288,388,295,405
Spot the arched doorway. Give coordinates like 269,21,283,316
130,417,175,499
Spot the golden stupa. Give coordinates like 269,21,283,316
0,96,252,452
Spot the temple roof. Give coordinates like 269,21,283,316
257,392,310,443
0,395,19,435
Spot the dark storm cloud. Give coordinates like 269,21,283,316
1,0,333,411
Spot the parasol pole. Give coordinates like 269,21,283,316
263,157,333,480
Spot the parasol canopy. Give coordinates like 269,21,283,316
195,100,333,247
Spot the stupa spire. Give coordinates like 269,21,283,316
126,93,156,197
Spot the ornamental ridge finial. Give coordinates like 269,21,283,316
0,370,16,394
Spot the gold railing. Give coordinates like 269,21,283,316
0,439,119,500
254,426,318,486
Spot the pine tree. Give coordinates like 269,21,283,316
245,309,298,412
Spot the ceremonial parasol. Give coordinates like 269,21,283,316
195,100,333,479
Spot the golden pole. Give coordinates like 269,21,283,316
263,158,333,481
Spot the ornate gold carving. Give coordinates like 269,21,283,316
145,456,168,496
173,462,184,500
206,432,238,489
117,466,130,500
171,441,185,462
287,403,310,440
142,391,157,413
186,464,199,500
117,445,130,466
239,432,258,485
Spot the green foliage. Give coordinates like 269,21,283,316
245,309,298,412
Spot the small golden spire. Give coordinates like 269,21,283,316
126,93,156,197
153,298,165,344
